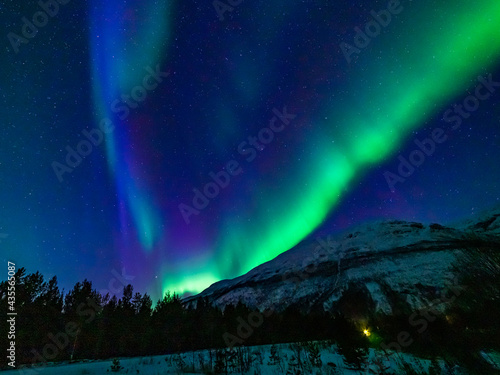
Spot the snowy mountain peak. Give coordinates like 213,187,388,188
184,208,500,315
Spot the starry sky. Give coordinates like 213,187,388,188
1,0,499,301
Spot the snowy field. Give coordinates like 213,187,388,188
1,341,461,375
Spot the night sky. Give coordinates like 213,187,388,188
1,0,499,301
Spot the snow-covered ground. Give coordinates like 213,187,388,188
1,341,457,374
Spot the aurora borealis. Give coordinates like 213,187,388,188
1,0,500,301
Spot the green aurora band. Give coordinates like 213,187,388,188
162,0,500,296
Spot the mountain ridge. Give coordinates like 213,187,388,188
183,207,500,315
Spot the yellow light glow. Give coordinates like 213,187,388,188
363,329,371,337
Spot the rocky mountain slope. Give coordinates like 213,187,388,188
183,207,500,315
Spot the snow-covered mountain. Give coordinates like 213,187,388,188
183,207,500,315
